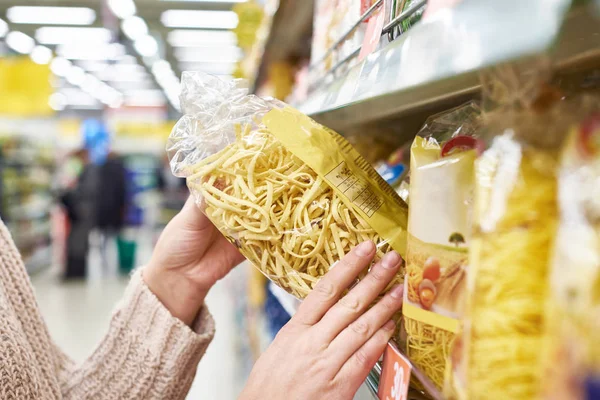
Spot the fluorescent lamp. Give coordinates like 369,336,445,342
30,46,53,65
122,16,148,41
179,62,236,75
36,27,111,45
160,0,246,2
6,31,35,54
7,6,96,26
60,88,103,109
49,93,67,111
95,64,149,82
167,29,237,47
161,10,238,29
134,35,158,57
76,61,109,72
50,57,72,76
174,46,242,63
80,75,103,94
108,0,136,19
57,43,125,61
66,66,86,86
0,19,8,38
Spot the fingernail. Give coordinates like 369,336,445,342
381,251,401,269
390,284,404,299
355,241,375,257
384,320,396,331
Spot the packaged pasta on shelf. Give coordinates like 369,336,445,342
451,66,597,400
541,113,600,400
402,102,482,391
168,72,408,301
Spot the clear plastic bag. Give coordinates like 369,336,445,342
541,113,600,400
452,66,598,399
402,101,481,390
168,72,408,299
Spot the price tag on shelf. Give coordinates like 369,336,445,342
358,8,385,61
378,342,412,400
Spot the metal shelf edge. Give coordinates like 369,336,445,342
298,0,600,131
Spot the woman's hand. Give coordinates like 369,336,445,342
145,196,245,325
240,241,404,400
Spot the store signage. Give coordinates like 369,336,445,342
378,342,412,400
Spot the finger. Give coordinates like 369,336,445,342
178,195,213,232
293,241,376,326
327,284,403,369
335,319,396,396
316,251,402,341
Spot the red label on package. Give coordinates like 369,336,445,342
378,342,412,400
359,9,384,61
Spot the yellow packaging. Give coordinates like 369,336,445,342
168,72,408,301
542,114,600,400
403,103,481,390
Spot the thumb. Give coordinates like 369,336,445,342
178,195,213,232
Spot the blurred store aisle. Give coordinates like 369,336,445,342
31,239,242,400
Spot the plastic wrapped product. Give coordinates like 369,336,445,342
402,102,482,390
168,72,408,300
451,81,598,399
542,114,600,400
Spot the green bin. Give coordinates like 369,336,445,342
117,236,137,275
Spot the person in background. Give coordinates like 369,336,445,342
60,148,98,280
95,151,127,272
0,196,403,399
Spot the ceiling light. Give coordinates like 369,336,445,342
179,61,236,75
151,59,174,76
76,61,109,72
50,57,72,76
66,66,86,86
121,16,148,41
95,64,149,82
167,29,237,47
80,75,103,94
49,93,67,111
0,19,8,38
6,31,35,54
7,6,96,26
134,35,158,57
36,27,111,45
57,43,126,61
161,10,238,29
30,46,53,65
173,46,242,63
160,0,246,2
108,0,136,19
60,88,103,109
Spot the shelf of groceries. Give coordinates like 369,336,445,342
0,134,55,274
219,0,600,399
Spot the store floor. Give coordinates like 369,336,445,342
31,232,243,400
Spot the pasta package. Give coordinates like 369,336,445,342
403,102,482,390
542,113,600,400
451,78,598,399
168,72,408,300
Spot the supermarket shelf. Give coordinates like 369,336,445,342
251,0,314,91
299,0,600,131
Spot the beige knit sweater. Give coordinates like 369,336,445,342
0,220,215,399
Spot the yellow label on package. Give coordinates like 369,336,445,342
263,106,408,256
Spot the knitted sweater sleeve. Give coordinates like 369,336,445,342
55,270,215,400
